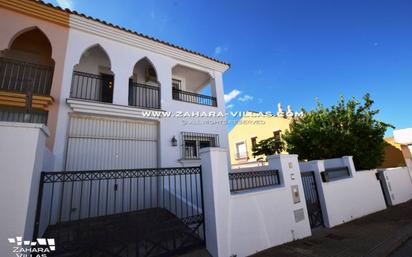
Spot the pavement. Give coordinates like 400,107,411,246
252,200,412,257
178,200,412,257
390,237,412,257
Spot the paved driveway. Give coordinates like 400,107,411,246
251,200,412,257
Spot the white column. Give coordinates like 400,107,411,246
199,147,230,257
111,66,130,105
0,123,49,257
212,71,225,109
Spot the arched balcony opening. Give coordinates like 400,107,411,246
1,27,54,95
128,58,160,109
172,65,217,107
70,44,114,103
0,27,55,124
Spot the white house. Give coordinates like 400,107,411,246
0,0,230,172
394,127,412,173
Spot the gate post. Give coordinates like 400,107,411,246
200,147,230,257
268,154,312,237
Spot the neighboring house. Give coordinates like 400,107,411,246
228,105,299,168
380,137,406,168
393,128,412,172
0,0,230,171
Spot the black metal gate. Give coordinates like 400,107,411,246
33,166,205,257
301,172,324,228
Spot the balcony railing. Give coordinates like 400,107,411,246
172,88,217,107
70,71,113,103
0,57,53,95
129,81,160,109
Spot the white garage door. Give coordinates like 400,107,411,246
65,115,158,171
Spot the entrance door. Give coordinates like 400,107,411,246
101,73,114,103
302,172,324,228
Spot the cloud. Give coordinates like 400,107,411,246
56,0,74,9
226,104,234,109
239,95,254,102
224,89,241,103
214,46,228,56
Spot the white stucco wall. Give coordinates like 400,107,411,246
200,149,311,257
52,17,228,171
300,157,387,228
380,167,412,206
0,122,49,257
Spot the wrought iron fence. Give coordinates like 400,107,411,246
129,81,160,109
0,57,53,95
172,88,217,106
70,71,112,102
229,169,281,192
33,166,205,257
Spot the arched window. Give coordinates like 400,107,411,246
71,44,114,103
128,58,160,109
0,27,54,96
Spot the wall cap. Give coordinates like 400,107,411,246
267,154,298,160
0,121,50,136
199,147,228,154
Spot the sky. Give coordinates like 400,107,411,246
48,0,412,136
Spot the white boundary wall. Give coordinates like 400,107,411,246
200,148,311,257
0,122,50,257
379,167,412,206
300,156,387,228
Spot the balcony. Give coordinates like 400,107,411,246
70,71,113,103
129,81,160,109
172,88,217,107
0,57,53,96
172,64,218,107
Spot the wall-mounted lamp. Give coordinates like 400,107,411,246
171,136,177,147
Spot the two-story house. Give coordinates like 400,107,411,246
0,0,230,172
228,105,300,169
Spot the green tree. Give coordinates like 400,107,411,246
252,136,284,160
282,94,392,170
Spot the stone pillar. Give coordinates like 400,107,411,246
199,147,230,257
0,122,49,257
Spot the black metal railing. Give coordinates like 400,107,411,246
182,132,219,160
172,88,217,107
0,107,48,124
129,81,160,109
0,57,53,95
33,166,205,257
321,167,351,182
229,169,281,192
70,71,112,102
